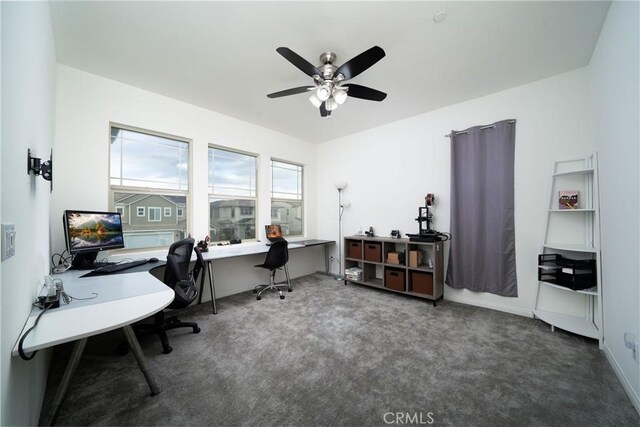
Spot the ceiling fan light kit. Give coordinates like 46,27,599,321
267,46,387,118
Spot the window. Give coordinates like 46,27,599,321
271,160,303,236
208,147,257,242
110,126,189,250
148,207,161,222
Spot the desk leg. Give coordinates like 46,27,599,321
324,244,330,274
122,325,160,396
206,262,218,314
44,338,87,426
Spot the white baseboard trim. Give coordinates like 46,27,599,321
444,295,532,318
603,343,640,415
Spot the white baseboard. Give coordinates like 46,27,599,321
603,343,640,415
444,294,532,318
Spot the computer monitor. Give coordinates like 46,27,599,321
63,210,125,269
265,224,284,242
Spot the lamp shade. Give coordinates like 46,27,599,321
335,181,348,190
325,98,338,111
334,87,348,105
309,94,323,108
317,84,331,101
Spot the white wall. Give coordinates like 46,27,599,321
53,65,323,298
317,67,595,317
1,2,56,425
588,0,640,412
0,5,3,423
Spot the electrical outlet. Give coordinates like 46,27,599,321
624,332,638,363
1,224,16,261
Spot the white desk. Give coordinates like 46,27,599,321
12,269,174,426
197,239,335,314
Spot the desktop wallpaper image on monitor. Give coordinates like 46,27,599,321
66,212,124,251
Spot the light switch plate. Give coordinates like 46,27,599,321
1,224,16,261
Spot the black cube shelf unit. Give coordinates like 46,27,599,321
343,236,444,306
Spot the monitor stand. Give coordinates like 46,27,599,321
71,252,98,270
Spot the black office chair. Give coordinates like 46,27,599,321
134,238,202,354
253,239,292,300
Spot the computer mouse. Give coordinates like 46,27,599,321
148,257,159,263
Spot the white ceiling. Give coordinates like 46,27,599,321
50,1,610,143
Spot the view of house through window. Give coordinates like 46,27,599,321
208,147,257,242
110,126,189,249
271,160,303,236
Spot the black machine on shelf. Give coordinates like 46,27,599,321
407,193,447,242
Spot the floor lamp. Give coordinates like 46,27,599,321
335,181,348,279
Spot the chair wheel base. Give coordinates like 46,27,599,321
117,342,129,356
162,345,173,354
194,327,201,334
257,296,262,301
287,288,292,292
280,295,285,300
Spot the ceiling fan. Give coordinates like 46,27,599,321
267,46,387,117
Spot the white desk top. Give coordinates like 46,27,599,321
101,239,333,265
12,269,173,356
200,241,305,261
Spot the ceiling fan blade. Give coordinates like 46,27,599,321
334,46,385,80
344,84,387,102
320,102,328,117
276,47,323,78
267,86,314,98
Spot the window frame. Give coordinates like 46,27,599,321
148,207,162,222
208,145,259,243
137,207,146,217
109,123,191,252
270,158,304,237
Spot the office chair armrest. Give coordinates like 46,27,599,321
173,279,198,305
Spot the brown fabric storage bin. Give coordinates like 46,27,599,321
385,268,405,291
363,242,382,262
411,271,433,295
346,240,362,259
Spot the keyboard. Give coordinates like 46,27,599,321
92,259,149,274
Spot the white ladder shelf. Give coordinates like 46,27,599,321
533,154,603,347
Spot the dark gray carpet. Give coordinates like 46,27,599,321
41,274,638,426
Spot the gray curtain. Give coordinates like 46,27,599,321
446,119,517,297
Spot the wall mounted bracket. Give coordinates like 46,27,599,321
27,148,53,192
